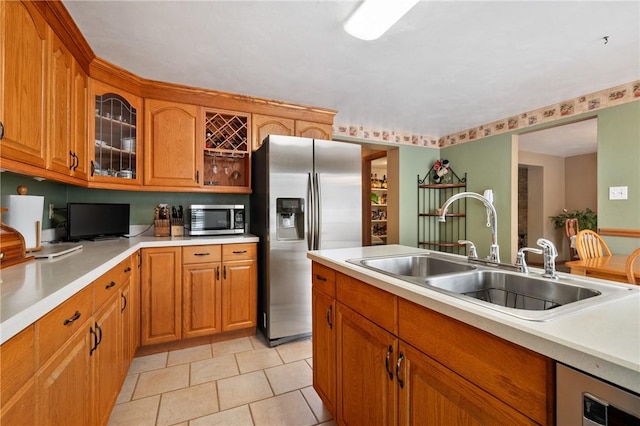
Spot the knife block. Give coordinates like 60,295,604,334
154,220,170,237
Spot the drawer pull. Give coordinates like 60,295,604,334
194,252,211,256
105,281,116,289
315,274,327,282
232,250,247,254
124,266,131,273
63,311,81,326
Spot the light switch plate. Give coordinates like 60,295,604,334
609,186,628,200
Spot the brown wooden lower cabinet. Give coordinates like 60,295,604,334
36,321,95,425
336,302,398,425
311,262,555,425
312,287,336,417
0,255,139,426
141,243,257,348
94,294,122,425
397,342,535,425
141,247,183,345
221,257,257,331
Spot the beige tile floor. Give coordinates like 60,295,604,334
108,335,335,426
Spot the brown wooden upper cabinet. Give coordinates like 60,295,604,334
203,108,252,192
296,120,332,141
251,114,333,151
252,114,294,151
144,99,202,188
0,1,49,168
91,81,142,185
48,30,89,180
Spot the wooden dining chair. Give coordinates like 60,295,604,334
564,218,580,260
625,248,640,284
575,230,612,260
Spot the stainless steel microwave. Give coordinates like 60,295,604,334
185,204,245,236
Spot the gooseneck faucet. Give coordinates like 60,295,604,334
439,192,500,263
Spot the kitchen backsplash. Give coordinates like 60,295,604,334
334,79,640,147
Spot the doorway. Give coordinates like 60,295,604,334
517,118,598,262
363,150,388,246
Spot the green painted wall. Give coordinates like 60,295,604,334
0,172,248,230
398,145,440,246
438,100,640,258
442,134,514,259
596,101,640,254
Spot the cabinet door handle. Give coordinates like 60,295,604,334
95,321,103,347
72,152,79,170
315,274,327,282
326,305,333,329
89,326,98,356
0,121,4,140
196,170,200,184
216,266,220,280
105,281,116,289
121,293,127,313
385,345,394,381
223,265,227,279
396,352,405,389
63,311,81,326
69,150,74,170
232,250,247,254
194,252,210,256
90,160,96,177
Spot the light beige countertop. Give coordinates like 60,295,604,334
307,244,640,393
0,234,259,345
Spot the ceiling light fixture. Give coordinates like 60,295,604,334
344,0,420,41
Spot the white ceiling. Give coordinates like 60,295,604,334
519,118,598,157
63,1,639,139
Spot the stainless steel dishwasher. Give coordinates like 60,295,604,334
557,363,640,425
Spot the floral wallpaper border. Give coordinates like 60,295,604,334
333,80,640,148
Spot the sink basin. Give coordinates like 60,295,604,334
423,269,636,320
348,253,638,321
351,254,476,278
427,270,600,310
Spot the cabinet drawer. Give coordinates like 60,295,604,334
36,285,93,364
94,258,130,309
183,245,222,264
398,299,554,425
222,243,256,260
336,273,397,334
312,262,336,297
0,325,35,406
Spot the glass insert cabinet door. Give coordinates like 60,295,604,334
92,83,141,183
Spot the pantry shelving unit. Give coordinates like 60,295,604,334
418,166,467,255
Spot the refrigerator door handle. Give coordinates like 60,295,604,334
307,172,315,251
314,172,321,250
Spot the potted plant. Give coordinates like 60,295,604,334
549,208,598,231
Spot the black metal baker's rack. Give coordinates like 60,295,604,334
417,165,467,255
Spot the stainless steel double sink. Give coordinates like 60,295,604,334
347,253,638,321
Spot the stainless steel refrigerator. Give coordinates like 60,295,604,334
251,135,362,346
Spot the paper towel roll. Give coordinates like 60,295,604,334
1,195,44,251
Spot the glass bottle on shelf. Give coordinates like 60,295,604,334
203,109,249,188
93,92,138,181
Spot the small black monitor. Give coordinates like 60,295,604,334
67,203,130,241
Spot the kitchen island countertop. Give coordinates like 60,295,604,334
307,245,640,394
0,234,258,345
